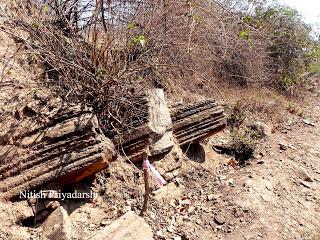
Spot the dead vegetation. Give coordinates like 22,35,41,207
2,0,317,137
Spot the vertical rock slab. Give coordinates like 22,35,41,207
147,89,174,156
107,89,173,162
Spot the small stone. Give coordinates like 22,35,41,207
100,218,111,226
279,143,287,150
42,206,72,240
167,226,175,233
300,181,311,188
188,206,195,214
253,153,262,159
173,236,182,240
214,215,226,225
288,144,297,150
298,166,314,182
207,194,215,201
265,182,273,191
196,219,202,225
227,179,235,187
156,230,165,238
218,175,227,180
303,119,315,126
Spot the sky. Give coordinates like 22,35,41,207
280,0,320,26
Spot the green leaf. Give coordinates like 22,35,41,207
187,47,193,53
133,34,146,47
127,22,136,30
239,30,249,40
43,4,49,13
32,23,40,30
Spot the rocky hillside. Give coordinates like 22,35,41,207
0,1,320,240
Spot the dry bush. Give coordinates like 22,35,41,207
3,0,156,136
3,0,307,135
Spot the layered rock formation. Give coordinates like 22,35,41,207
0,105,116,200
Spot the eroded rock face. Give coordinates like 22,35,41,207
171,100,226,146
42,206,72,240
106,89,174,162
0,103,116,200
89,211,154,240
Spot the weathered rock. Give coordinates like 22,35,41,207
13,200,34,223
214,215,226,225
107,89,173,162
42,206,72,240
171,100,226,145
89,211,154,240
279,143,288,150
108,95,225,162
148,89,174,156
152,182,184,203
0,105,116,200
250,122,272,137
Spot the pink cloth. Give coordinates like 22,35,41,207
142,160,167,186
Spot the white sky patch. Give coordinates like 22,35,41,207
279,0,320,25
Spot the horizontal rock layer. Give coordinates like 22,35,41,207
0,106,116,200
171,100,226,145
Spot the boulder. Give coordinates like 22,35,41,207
42,206,72,240
89,211,154,240
250,122,272,138
152,182,184,203
0,105,116,200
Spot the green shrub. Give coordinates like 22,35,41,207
230,129,256,164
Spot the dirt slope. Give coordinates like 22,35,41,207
169,84,320,240
208,99,320,240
